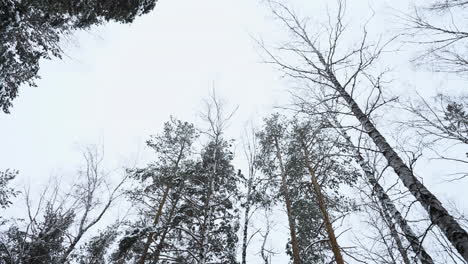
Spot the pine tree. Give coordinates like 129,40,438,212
170,139,240,263
257,114,358,263
256,114,302,264
115,117,198,263
258,114,359,263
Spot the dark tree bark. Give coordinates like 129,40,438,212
300,140,345,264
241,176,252,264
138,185,170,264
273,138,301,264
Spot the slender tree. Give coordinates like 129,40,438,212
256,114,301,264
240,126,268,264
337,123,434,264
259,210,275,264
299,138,345,264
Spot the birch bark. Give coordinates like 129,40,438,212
327,113,434,264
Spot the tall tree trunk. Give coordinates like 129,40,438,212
153,226,169,262
274,138,301,264
241,177,253,264
153,192,182,262
316,54,468,259
301,142,345,264
199,137,220,264
378,199,412,264
138,142,187,264
138,185,171,264
328,114,434,264
376,215,399,264
199,174,214,264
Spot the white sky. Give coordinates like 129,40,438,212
1,0,467,263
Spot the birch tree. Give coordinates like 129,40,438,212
262,1,468,260
239,126,270,264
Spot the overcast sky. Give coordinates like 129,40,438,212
1,0,467,262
